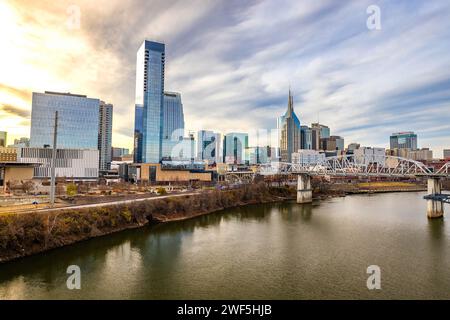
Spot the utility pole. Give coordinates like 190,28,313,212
50,111,58,207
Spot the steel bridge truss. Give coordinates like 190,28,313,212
258,155,446,178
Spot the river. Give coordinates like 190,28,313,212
0,192,449,299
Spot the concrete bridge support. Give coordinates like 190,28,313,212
427,177,444,219
297,174,312,204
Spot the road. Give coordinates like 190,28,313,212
0,191,200,215
40,191,200,212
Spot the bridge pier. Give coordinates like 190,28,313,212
427,177,444,219
297,174,312,204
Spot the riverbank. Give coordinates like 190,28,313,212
0,184,295,264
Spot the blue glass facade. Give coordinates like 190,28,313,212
30,92,99,149
278,90,301,162
223,133,249,164
134,104,144,163
162,92,184,159
135,40,165,163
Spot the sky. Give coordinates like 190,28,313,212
1,0,450,156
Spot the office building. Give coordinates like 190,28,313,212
112,147,130,160
197,130,222,164
134,40,165,163
300,126,312,150
249,146,270,164
408,148,433,161
223,133,249,165
312,123,330,139
98,101,113,171
347,143,361,151
310,126,320,150
354,147,386,166
390,132,418,150
292,150,326,165
162,92,184,160
278,90,301,162
30,91,100,149
9,137,30,148
322,135,345,151
444,149,450,159
134,104,144,163
0,131,6,147
18,147,99,180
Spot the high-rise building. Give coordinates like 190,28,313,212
223,133,249,164
0,131,6,147
390,132,418,150
278,90,301,162
312,123,330,139
9,137,30,148
134,40,165,163
292,150,326,165
347,143,361,151
197,130,221,163
30,91,100,149
444,149,450,159
249,146,270,164
311,126,321,150
98,101,113,171
112,147,130,159
134,104,144,163
300,126,312,150
162,92,184,160
322,136,345,151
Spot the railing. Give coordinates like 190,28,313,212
258,155,445,177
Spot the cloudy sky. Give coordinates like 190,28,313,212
1,0,450,156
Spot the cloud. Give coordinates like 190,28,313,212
0,103,30,118
1,0,450,156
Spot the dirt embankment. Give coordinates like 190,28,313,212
0,184,295,264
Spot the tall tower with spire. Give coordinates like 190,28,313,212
278,89,302,162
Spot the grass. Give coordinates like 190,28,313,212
357,181,418,189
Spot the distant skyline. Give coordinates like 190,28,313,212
1,0,450,156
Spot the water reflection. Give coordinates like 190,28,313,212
0,192,449,299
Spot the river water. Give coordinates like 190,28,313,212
0,192,449,299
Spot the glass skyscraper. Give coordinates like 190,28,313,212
223,133,249,165
278,90,301,162
98,101,113,171
30,91,100,149
134,40,165,163
134,104,144,163
162,91,184,160
390,132,418,150
197,130,220,163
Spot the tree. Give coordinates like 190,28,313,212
21,180,35,194
66,183,77,197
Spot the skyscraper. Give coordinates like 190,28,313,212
223,133,248,164
312,123,330,139
134,104,144,163
134,40,165,163
98,101,113,171
162,91,184,160
300,126,312,150
278,90,301,162
30,91,100,149
390,132,418,150
0,131,6,147
197,130,221,163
